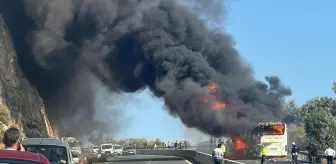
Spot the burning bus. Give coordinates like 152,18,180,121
227,122,288,160
253,122,288,157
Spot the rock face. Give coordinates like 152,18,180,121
0,15,56,139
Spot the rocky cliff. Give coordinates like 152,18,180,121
0,15,57,140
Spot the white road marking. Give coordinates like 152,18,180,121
185,160,192,164
147,161,152,164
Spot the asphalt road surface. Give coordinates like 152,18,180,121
96,155,307,164
97,155,193,164
238,160,306,164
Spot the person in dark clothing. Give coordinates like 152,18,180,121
291,142,300,164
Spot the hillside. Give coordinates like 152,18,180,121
0,15,57,141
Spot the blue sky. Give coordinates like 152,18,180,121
116,0,336,142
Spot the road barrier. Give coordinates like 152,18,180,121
298,151,333,164
136,149,245,164
136,148,320,163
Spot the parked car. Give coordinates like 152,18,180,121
0,150,50,164
21,138,79,164
122,146,136,156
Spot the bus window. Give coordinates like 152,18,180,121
253,124,285,135
261,124,285,135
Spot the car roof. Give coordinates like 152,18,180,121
0,150,49,163
21,138,68,146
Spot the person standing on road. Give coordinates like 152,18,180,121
291,142,300,164
325,146,335,164
220,142,227,164
212,143,224,164
260,144,267,164
3,127,25,151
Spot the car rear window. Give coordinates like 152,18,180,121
0,158,40,164
101,145,112,149
23,145,67,163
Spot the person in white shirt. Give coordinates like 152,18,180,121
325,147,335,164
154,143,157,149
212,143,224,164
3,127,25,151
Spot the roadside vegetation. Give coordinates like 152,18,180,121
283,81,336,153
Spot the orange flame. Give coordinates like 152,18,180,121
208,82,219,93
231,136,247,150
213,101,226,109
270,125,284,134
204,82,226,110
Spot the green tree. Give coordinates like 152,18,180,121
304,108,336,151
333,81,336,94
283,99,302,124
301,97,336,117
301,97,336,151
295,126,306,140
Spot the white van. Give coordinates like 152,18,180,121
113,144,123,155
100,143,114,157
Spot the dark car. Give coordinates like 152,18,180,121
0,150,50,164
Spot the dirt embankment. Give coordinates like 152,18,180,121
0,15,57,146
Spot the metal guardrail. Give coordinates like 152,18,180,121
130,146,336,163
136,149,246,164
297,151,336,164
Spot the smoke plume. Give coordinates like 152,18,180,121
0,0,291,137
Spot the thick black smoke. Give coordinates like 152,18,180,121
0,0,291,137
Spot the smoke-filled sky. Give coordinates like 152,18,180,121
117,0,336,141
1,0,334,139
1,0,292,137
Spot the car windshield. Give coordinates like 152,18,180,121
0,158,39,164
114,146,121,149
24,145,68,163
101,145,112,149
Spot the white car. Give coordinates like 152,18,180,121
90,145,100,154
112,145,123,155
22,138,78,164
100,143,114,157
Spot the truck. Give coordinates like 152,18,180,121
61,137,82,157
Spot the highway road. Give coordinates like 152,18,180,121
98,155,193,164
238,160,307,164
96,155,306,164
